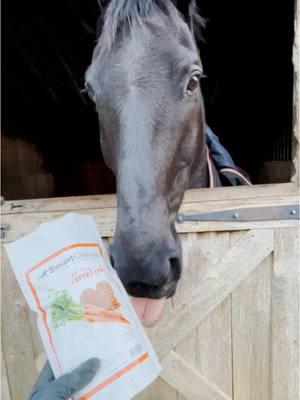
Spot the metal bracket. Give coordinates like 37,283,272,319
10,203,24,210
176,204,300,223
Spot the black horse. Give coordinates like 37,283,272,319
85,0,248,315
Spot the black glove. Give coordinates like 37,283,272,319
28,358,100,400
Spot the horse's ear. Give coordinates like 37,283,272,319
96,1,110,38
183,0,206,40
175,0,196,27
97,0,110,12
188,0,197,35
175,0,206,38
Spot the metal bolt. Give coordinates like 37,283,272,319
176,214,184,223
233,213,239,219
0,223,9,239
290,210,296,215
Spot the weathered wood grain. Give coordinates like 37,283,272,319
1,342,11,400
1,195,299,400
1,183,298,215
174,232,232,399
232,247,272,400
161,351,232,400
1,251,37,400
1,195,298,242
149,229,274,360
271,228,299,400
196,297,233,398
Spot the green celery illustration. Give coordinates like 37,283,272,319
50,289,84,328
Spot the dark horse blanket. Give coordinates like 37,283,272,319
205,125,251,188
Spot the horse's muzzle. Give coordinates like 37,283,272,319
109,236,182,300
125,279,177,299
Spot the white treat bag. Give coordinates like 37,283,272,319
5,213,161,400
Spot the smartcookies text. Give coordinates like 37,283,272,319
37,251,99,281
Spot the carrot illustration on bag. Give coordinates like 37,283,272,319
50,285,128,327
83,304,129,324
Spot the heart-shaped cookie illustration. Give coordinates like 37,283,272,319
80,281,120,310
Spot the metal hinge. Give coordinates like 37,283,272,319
176,204,300,223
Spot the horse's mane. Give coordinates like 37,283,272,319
96,0,205,56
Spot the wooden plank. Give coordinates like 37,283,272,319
2,195,298,243
174,232,230,305
196,297,232,398
175,233,206,400
135,378,178,400
1,250,37,400
35,352,47,375
145,298,178,399
135,300,177,400
1,209,115,242
232,245,272,400
1,183,298,215
21,313,46,373
2,211,297,243
1,193,117,215
1,342,11,400
271,228,299,400
149,229,274,360
176,195,299,233
174,232,232,399
27,310,45,372
182,183,299,203
161,351,232,400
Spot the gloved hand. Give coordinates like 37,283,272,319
28,358,100,400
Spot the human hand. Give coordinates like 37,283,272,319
28,358,100,400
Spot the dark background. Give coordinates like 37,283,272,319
1,0,295,199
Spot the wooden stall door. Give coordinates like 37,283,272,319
137,226,299,400
1,183,299,400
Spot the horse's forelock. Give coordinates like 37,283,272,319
96,0,205,57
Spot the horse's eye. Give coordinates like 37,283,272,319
186,74,200,95
87,89,95,103
85,82,95,102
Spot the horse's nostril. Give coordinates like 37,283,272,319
127,282,160,292
169,257,181,281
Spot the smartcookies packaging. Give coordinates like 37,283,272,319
5,213,161,400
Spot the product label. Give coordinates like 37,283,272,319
26,243,149,399
5,213,161,400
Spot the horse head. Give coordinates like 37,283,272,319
85,0,207,320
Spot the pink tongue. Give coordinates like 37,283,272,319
130,297,166,325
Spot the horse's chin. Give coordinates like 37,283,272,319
130,297,166,326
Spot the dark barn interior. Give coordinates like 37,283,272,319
1,0,295,200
